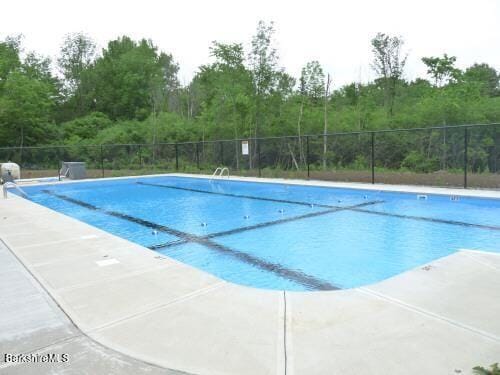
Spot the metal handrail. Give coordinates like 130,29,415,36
2,182,27,199
210,167,230,180
211,167,222,178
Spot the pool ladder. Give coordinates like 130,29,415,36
211,167,230,179
2,182,27,199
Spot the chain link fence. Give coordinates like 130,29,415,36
1,123,499,189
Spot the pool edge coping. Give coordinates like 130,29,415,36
13,172,500,199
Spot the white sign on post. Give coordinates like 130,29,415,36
241,140,249,155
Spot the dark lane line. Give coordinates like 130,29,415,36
193,239,338,290
136,181,334,208
351,207,500,231
41,190,197,240
149,239,189,250
206,200,384,239
148,200,384,250
138,181,500,232
42,190,339,290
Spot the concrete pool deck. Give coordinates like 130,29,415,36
1,175,500,374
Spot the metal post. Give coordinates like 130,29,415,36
100,145,104,178
138,145,142,167
175,143,179,171
371,132,375,184
220,142,224,166
306,136,310,179
464,127,468,189
195,143,200,170
257,140,261,177
152,143,156,168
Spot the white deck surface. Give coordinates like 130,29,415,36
1,175,499,374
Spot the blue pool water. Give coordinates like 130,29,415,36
17,176,500,291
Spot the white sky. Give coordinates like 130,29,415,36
2,0,499,88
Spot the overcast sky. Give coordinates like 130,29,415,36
2,0,499,88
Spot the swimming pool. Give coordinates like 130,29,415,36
16,176,500,291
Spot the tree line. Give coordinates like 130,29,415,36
0,21,499,173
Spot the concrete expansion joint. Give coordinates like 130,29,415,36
0,238,200,375
460,250,500,271
283,290,288,375
358,287,500,343
460,249,500,257
89,281,227,334
56,261,175,293
281,290,295,375
13,236,85,250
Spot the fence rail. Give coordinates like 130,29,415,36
1,123,499,189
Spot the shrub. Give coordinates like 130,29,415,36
473,363,500,375
401,151,440,173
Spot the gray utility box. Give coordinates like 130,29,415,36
60,162,87,180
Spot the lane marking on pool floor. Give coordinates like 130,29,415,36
149,238,189,250
206,200,382,239
137,180,500,232
149,200,384,250
351,207,500,231
41,190,340,291
136,181,335,208
358,287,500,343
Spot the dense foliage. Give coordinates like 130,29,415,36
0,24,498,174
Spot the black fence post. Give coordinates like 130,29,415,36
195,142,200,170
100,145,104,178
175,143,179,171
57,148,62,181
220,141,224,166
371,132,375,184
138,145,142,167
306,136,310,179
152,143,156,168
464,127,468,189
257,140,261,177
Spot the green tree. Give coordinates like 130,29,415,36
60,112,112,144
0,70,56,147
91,36,177,121
0,36,59,147
193,42,253,166
0,35,22,89
463,63,499,97
297,61,325,163
300,61,325,101
371,33,407,117
249,21,280,139
58,33,97,118
422,54,461,86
